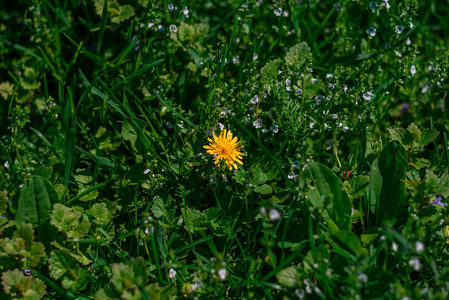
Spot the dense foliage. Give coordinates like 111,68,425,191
1,0,449,299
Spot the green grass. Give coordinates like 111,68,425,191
1,0,449,299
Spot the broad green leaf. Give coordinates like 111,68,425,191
181,207,206,233
0,224,46,268
121,118,148,152
425,170,449,197
304,162,352,231
419,128,439,148
50,204,91,238
0,81,14,99
361,232,379,247
343,175,369,199
1,269,47,299
374,141,408,226
285,42,313,66
388,127,413,148
389,123,439,150
276,266,299,288
261,59,281,86
111,257,147,292
251,167,267,185
89,203,112,227
332,230,367,257
152,195,175,224
176,22,209,46
111,5,135,23
254,184,273,195
49,250,89,291
15,176,57,231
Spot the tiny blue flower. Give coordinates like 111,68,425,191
432,196,445,206
366,27,376,37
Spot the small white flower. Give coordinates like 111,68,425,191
408,257,421,271
358,273,368,283
218,268,228,281
295,289,305,299
411,65,417,75
395,25,403,34
392,242,399,252
415,241,425,254
269,209,281,221
4,161,9,168
305,286,312,294
363,92,373,101
169,268,176,278
169,25,177,33
253,119,262,129
250,95,259,104
366,27,376,37
274,8,283,16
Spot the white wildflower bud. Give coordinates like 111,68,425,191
415,241,425,254
408,257,421,271
391,242,399,252
218,268,227,281
269,209,281,221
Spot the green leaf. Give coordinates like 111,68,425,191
89,203,112,227
276,266,299,288
0,81,14,100
285,42,313,66
373,141,408,226
181,207,206,233
0,224,46,268
254,184,273,195
418,128,439,148
332,230,367,257
152,195,175,224
388,127,413,148
50,204,91,238
49,250,89,291
111,257,148,292
15,176,57,231
261,59,281,87
251,167,267,185
1,269,47,299
111,5,135,23
360,232,379,247
343,175,369,199
121,118,148,152
0,190,7,215
304,162,352,231
425,170,449,197
176,22,209,46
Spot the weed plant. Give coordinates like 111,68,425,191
1,0,449,299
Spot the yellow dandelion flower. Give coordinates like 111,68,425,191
203,129,243,170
